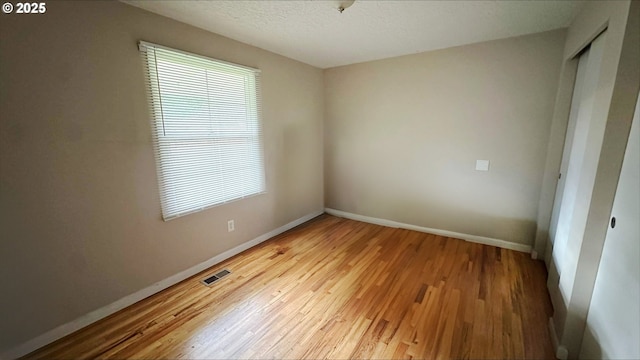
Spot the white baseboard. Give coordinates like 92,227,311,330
1,210,323,360
549,317,560,356
548,317,568,360
325,208,532,253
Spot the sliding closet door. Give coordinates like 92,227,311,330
547,32,607,310
547,50,589,264
580,92,640,359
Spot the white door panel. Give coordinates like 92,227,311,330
548,32,608,305
580,93,640,359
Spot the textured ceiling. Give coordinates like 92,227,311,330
123,0,584,69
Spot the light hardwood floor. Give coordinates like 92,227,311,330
26,214,555,359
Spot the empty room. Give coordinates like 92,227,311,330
0,1,638,359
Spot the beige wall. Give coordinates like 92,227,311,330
537,1,639,358
324,30,566,246
0,1,324,353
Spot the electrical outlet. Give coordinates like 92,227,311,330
227,220,235,232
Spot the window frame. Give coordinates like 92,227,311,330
139,41,266,221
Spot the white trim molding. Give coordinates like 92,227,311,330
548,317,568,360
1,211,323,360
531,249,539,260
325,208,532,253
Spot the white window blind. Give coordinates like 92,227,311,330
139,41,265,221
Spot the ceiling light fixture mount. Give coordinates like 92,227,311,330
337,0,355,13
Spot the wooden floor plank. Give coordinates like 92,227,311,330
24,214,555,359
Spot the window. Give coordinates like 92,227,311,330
139,42,265,220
